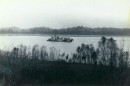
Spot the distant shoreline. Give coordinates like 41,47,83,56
0,34,130,37
0,26,130,37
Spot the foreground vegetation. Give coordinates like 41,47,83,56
0,37,129,86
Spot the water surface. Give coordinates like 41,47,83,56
0,35,130,55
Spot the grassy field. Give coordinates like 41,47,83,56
0,61,128,86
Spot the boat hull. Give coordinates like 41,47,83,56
47,39,73,42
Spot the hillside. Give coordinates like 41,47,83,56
0,26,130,36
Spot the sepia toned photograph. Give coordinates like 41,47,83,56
0,0,130,86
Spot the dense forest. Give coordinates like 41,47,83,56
0,37,129,86
0,26,130,35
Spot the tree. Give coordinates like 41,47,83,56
40,46,48,61
98,36,108,65
32,45,39,60
7,47,19,86
107,38,118,68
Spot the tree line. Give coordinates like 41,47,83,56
71,37,129,69
0,26,130,35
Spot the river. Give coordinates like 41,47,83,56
0,35,130,55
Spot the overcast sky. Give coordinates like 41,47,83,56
0,0,130,29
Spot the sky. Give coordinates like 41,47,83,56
0,0,130,29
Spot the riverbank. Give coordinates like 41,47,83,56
0,37,129,86
0,34,130,37
0,26,130,36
